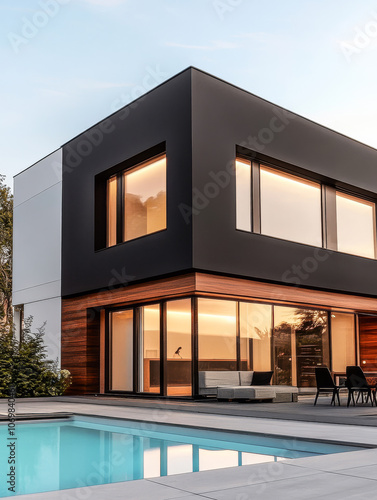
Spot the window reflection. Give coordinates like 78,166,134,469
167,445,193,475
336,192,376,259
199,449,238,471
260,166,322,247
143,447,161,479
274,307,329,387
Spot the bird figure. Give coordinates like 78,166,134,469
174,347,182,358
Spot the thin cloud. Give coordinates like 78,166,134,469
164,40,239,51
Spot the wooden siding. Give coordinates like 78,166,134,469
195,273,377,313
62,272,377,394
359,315,377,372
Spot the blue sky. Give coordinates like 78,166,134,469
1,0,377,188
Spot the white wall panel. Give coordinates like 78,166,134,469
13,149,62,304
13,149,62,207
13,149,62,361
24,298,61,364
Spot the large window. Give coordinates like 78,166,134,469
260,166,322,247
198,298,237,371
235,155,377,260
336,192,376,259
106,154,166,247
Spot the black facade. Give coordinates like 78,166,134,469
62,67,377,298
62,69,193,297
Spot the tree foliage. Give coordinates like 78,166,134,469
0,175,12,326
0,317,71,398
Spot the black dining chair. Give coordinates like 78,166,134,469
314,367,341,406
345,366,376,407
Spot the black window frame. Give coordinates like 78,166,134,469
235,147,377,260
95,142,166,251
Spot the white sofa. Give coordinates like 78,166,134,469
198,371,298,402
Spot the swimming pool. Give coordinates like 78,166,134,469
0,416,365,497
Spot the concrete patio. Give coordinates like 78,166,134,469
1,395,377,499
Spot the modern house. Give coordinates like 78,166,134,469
12,67,377,397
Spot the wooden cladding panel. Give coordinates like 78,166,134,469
62,272,377,395
359,315,377,372
195,273,377,313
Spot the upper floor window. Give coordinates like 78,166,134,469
106,154,167,247
260,166,322,247
235,154,377,259
336,192,376,259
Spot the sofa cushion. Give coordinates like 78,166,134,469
251,371,273,385
239,371,254,386
198,371,239,389
218,386,276,400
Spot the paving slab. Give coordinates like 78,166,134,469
150,463,321,494
283,448,377,471
5,479,190,500
334,464,377,481
202,472,377,500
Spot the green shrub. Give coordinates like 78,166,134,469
0,317,71,397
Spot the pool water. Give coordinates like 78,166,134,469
0,416,364,497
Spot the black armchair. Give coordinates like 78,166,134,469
345,366,376,407
314,367,341,406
